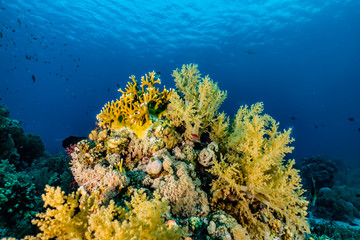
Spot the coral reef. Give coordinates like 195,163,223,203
299,155,360,226
22,64,310,240
308,218,360,240
313,186,360,223
0,159,40,238
300,156,337,206
0,105,73,239
0,105,45,169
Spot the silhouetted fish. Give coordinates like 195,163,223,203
62,136,86,148
17,18,21,27
32,74,35,83
245,49,256,54
314,125,318,129
0,32,2,38
291,117,296,120
25,54,31,60
348,117,355,122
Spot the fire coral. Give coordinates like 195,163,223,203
96,71,172,139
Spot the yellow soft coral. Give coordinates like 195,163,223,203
97,72,172,139
25,186,187,240
25,185,99,240
167,64,227,139
208,102,309,239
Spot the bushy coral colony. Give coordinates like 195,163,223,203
24,64,310,239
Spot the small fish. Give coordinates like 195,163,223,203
32,74,35,83
291,116,296,120
356,194,360,197
25,54,31,60
191,134,200,143
358,128,360,132
17,18,21,27
107,88,110,92
314,125,318,129
245,49,256,54
0,32,2,38
348,117,355,122
155,71,161,79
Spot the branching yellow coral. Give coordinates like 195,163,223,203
167,64,227,139
97,72,172,139
208,102,309,239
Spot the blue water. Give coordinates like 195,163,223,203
1,0,360,164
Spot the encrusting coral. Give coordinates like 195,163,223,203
23,64,310,240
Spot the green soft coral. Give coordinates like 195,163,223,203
208,102,309,239
167,63,227,139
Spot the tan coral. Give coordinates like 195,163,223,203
70,159,129,202
198,142,218,167
146,149,209,217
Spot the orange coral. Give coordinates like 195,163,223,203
97,72,172,138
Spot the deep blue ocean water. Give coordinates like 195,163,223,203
1,0,359,165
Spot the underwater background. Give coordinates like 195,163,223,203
1,0,360,163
